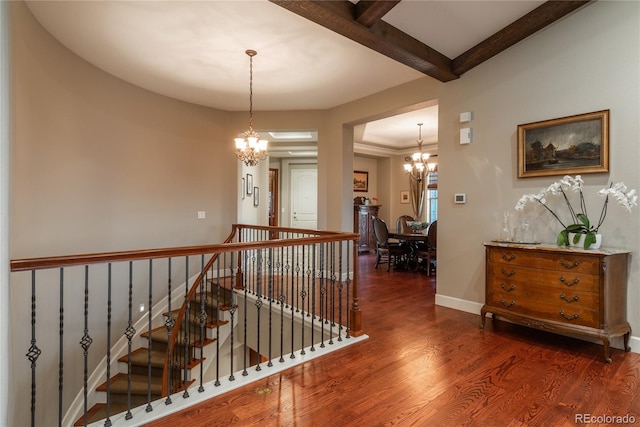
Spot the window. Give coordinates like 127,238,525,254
427,171,438,223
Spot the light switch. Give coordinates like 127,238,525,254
460,128,472,144
197,211,206,219
459,112,473,123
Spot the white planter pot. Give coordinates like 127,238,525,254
568,233,602,249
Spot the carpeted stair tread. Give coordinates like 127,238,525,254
73,402,131,426
118,347,165,368
96,372,162,394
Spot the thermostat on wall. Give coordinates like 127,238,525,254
454,193,467,204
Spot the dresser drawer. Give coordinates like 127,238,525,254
487,282,598,312
487,264,600,293
486,292,599,328
488,248,599,275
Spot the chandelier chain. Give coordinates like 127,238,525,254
234,49,267,167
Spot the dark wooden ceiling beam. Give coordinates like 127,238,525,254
453,1,592,75
271,0,592,83
355,1,401,27
270,0,458,82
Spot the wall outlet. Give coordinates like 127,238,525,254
197,211,206,219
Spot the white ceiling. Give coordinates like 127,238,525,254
25,0,545,155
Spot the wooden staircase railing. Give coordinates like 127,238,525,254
10,224,361,427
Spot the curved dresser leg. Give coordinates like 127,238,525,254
480,307,488,330
601,336,612,364
624,331,631,352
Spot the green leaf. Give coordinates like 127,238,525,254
557,229,569,246
577,213,591,228
584,232,596,249
566,224,585,233
572,233,582,244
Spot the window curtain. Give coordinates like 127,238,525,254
409,173,426,220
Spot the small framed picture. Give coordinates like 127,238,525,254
246,174,253,194
253,187,259,206
400,190,410,204
353,170,368,192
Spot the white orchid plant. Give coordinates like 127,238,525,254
515,175,637,248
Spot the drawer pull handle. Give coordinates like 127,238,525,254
500,299,515,308
559,276,580,286
500,253,516,262
500,283,516,292
560,259,581,269
560,311,579,321
500,268,516,277
560,293,580,303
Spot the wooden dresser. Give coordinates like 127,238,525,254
481,242,631,363
354,204,380,253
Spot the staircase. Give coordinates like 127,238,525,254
74,287,233,426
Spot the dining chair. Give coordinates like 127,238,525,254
371,216,411,271
425,220,437,276
395,215,414,235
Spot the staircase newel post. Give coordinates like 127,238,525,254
349,238,363,337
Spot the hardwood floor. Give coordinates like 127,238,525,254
145,254,640,427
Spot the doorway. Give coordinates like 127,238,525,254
290,168,317,229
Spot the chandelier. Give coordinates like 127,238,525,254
403,123,435,182
234,50,268,167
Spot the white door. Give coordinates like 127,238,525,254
291,168,317,229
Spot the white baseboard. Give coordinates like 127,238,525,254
434,293,640,355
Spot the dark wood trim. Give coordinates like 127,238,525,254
270,0,593,82
9,225,359,271
354,0,401,27
453,1,592,75
270,0,457,82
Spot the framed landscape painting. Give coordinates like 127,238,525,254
353,170,368,192
517,110,609,178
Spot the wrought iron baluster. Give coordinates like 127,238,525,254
81,265,93,425
27,270,41,427
58,268,64,427
214,255,222,387
319,243,326,349
145,260,153,413
242,247,250,376
278,246,288,363
228,252,237,382
254,249,263,371
104,264,113,427
124,262,135,418
345,240,352,339
290,247,296,359
299,245,307,356
310,244,317,352
183,256,190,399
329,242,336,345
267,247,274,367
164,258,173,406
337,242,344,342
198,254,206,392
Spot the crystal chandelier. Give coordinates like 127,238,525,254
403,123,435,182
234,50,268,167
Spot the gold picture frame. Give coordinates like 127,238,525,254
353,170,368,192
517,110,609,178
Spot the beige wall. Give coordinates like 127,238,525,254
5,0,640,425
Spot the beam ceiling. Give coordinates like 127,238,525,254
270,0,592,82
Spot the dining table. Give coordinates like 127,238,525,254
388,230,429,271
